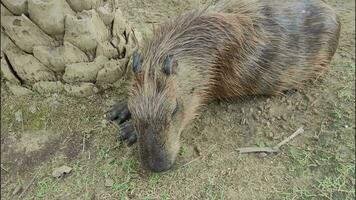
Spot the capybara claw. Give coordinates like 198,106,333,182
106,102,131,124
117,121,137,146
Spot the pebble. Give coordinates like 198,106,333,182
105,178,114,187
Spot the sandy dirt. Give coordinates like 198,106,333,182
1,0,355,199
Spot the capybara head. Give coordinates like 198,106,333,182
127,52,183,172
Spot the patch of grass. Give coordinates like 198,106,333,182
203,178,226,200
148,174,162,185
255,138,267,147
287,146,313,176
98,146,111,160
121,158,138,174
179,144,189,156
34,177,61,199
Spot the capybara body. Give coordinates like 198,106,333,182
109,0,341,172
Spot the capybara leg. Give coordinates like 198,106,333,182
118,121,137,146
106,102,131,124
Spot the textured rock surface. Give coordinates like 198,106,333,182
28,0,75,36
1,0,139,97
5,45,56,84
1,57,21,85
33,81,64,94
64,83,98,97
96,58,126,84
1,4,14,16
66,0,103,12
33,42,89,72
6,82,34,96
1,14,57,53
96,41,119,59
63,56,108,83
64,9,109,52
1,0,28,15
96,2,114,25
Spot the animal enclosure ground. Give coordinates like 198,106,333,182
1,0,355,199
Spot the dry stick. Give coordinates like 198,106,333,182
18,176,36,199
273,127,304,149
238,127,305,154
82,132,86,153
238,147,279,154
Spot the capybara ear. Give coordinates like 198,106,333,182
162,54,178,75
132,51,142,73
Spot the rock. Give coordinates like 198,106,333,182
104,178,114,187
4,45,56,84
1,57,21,85
64,83,98,97
15,109,23,122
112,8,129,37
1,0,28,15
64,9,109,52
66,0,103,12
52,165,72,178
63,56,108,83
6,82,34,96
1,14,57,53
111,35,126,58
29,105,37,113
33,42,89,72
1,31,17,53
1,4,14,16
96,41,119,59
96,1,114,25
258,152,268,158
33,81,64,94
28,0,75,36
96,58,126,84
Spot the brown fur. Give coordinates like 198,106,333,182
127,0,341,171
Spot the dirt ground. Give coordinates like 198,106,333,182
1,0,355,199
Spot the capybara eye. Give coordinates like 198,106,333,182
162,54,178,75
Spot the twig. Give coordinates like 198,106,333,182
238,127,305,154
273,127,304,149
18,176,36,199
238,147,279,154
180,156,201,168
82,132,86,153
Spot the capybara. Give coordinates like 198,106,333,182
106,0,340,172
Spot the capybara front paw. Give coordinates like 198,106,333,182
118,121,137,146
106,101,131,124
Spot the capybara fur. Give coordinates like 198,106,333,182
109,0,341,172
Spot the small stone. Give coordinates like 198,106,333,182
15,110,23,122
252,113,258,121
281,114,287,121
29,105,37,113
258,152,268,158
265,131,274,139
105,178,114,187
52,165,72,178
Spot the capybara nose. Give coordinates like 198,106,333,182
147,158,172,172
